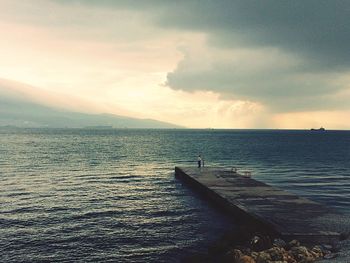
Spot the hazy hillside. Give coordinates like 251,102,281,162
0,84,181,129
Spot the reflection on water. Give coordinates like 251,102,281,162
1,128,350,262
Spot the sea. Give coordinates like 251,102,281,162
1,128,350,262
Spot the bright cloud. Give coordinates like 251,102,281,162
0,0,349,128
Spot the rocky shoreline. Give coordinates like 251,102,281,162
183,227,345,263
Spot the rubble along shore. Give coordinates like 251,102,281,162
183,227,344,263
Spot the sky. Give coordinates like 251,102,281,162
1,0,350,129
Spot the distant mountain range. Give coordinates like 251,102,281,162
0,80,182,129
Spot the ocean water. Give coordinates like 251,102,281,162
1,128,350,262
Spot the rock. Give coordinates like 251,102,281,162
265,247,285,261
273,238,287,248
250,252,259,260
232,249,243,258
238,255,256,263
290,246,314,262
287,240,300,249
255,251,271,263
251,236,260,245
191,229,344,263
310,246,323,258
290,246,308,255
284,254,297,263
249,234,272,251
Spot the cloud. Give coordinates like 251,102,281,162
154,1,350,67
1,0,350,128
142,0,350,112
165,44,350,112
76,0,349,69
4,0,349,113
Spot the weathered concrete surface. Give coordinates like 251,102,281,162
175,166,341,244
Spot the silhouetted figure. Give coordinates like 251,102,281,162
197,155,202,168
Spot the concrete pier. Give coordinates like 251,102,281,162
175,166,341,244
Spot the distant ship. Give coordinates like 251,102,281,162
310,127,325,131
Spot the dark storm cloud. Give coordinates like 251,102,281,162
76,0,350,69
160,1,350,69
153,0,350,111
166,59,348,111
58,0,350,111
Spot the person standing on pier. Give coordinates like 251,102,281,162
197,155,202,168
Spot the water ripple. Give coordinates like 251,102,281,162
1,128,349,262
